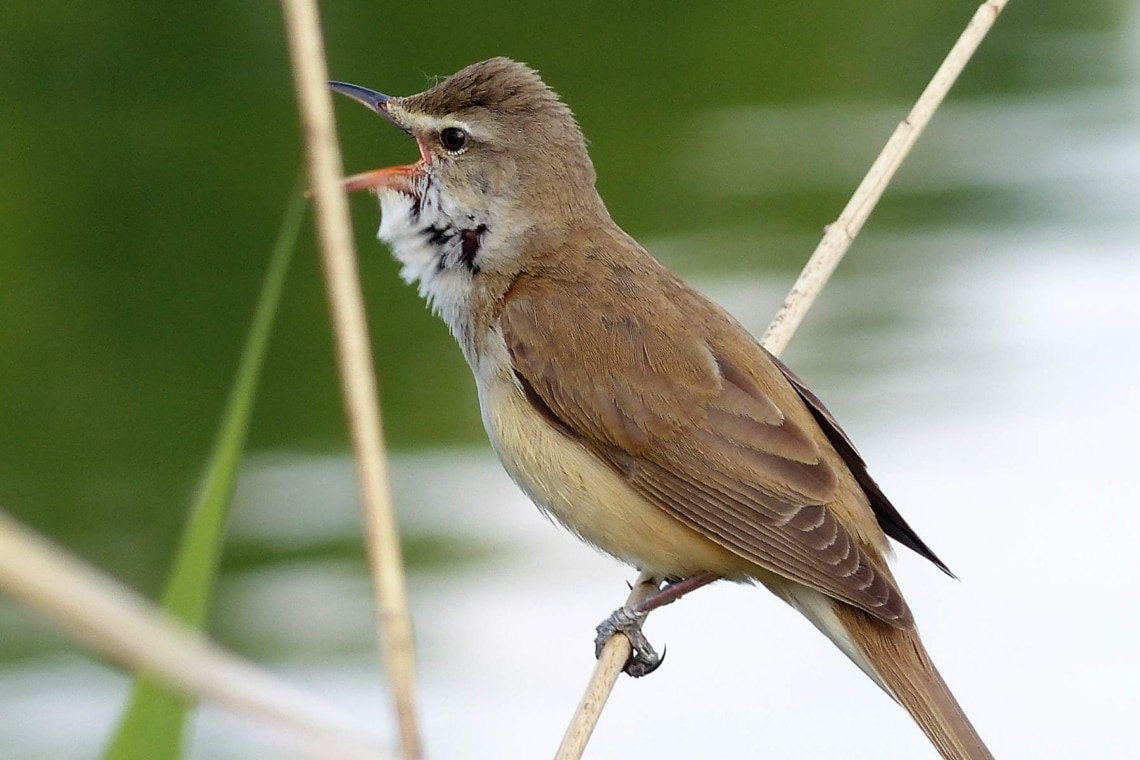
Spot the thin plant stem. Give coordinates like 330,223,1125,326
553,572,659,760
555,1,1011,757
762,0,1011,355
278,1,422,758
0,510,384,760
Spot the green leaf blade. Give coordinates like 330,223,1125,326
102,184,306,760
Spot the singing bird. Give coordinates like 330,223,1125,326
330,57,993,759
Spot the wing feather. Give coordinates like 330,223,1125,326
770,354,953,576
500,267,909,623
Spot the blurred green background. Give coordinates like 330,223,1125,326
1,0,1137,755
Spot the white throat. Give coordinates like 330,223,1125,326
375,180,489,351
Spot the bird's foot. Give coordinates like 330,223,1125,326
594,605,665,678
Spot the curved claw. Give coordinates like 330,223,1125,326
594,606,666,678
625,644,666,678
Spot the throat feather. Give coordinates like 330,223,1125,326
375,185,487,344
459,225,487,273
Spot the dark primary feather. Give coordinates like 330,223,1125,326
499,238,912,624
769,355,954,577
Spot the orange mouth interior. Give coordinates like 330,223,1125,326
341,161,426,194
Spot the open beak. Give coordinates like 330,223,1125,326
329,80,424,194
339,164,423,194
328,82,406,132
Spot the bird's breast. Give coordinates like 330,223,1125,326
473,337,758,581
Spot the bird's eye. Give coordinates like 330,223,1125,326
439,127,468,152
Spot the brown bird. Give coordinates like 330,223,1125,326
330,57,993,759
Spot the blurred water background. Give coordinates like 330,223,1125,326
2,1,1139,757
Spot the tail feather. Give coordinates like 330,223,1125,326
779,583,992,759
832,602,993,760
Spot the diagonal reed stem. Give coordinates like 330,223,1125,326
279,1,422,757
555,2,1010,758
762,0,1010,356
0,509,384,759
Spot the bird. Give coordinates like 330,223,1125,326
329,57,994,759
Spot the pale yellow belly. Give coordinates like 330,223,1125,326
478,375,758,581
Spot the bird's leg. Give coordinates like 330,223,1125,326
594,604,661,678
594,571,720,677
631,571,720,615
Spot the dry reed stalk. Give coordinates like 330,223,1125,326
553,572,659,760
0,510,384,759
278,1,422,757
555,1,1011,757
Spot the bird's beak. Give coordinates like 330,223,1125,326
338,164,423,194
329,80,424,194
328,81,406,132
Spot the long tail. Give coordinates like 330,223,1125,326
833,601,993,759
782,586,993,759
